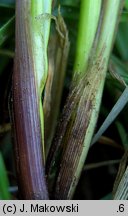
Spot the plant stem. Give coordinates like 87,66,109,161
69,0,123,199
13,0,52,199
46,0,123,200
73,0,101,76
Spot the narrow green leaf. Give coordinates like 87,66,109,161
110,55,128,85
0,152,10,200
115,121,128,149
92,87,128,145
0,0,15,8
114,166,128,200
0,16,15,46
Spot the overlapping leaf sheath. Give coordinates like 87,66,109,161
46,0,123,199
43,13,70,158
47,53,106,199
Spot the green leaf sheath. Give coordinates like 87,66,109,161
73,0,101,76
13,0,52,199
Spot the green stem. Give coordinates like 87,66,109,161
73,0,101,76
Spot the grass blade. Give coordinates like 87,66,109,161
0,16,14,46
92,87,128,145
0,152,10,200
